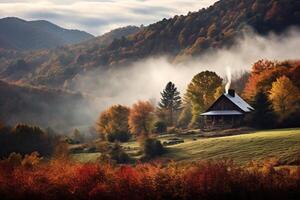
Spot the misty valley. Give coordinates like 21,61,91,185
0,0,300,199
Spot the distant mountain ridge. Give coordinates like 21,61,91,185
0,17,94,50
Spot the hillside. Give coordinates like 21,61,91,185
0,25,141,88
74,25,140,50
162,129,300,164
67,0,300,66
0,17,94,50
0,80,94,131
72,128,300,165
0,0,299,88
0,0,300,87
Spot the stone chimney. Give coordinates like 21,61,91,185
228,89,235,97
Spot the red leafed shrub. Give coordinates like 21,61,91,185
0,157,299,200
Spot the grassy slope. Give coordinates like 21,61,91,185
163,128,300,164
71,153,101,163
71,128,300,164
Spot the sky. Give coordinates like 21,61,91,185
0,0,217,36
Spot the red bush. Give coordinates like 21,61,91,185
0,157,299,200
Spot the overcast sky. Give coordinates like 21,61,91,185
0,0,217,36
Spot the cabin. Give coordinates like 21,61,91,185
200,89,254,129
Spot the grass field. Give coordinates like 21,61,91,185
71,152,101,162
72,128,300,165
162,128,300,164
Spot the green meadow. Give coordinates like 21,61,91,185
72,128,300,165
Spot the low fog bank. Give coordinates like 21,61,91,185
5,28,299,134
62,28,300,133
73,27,300,119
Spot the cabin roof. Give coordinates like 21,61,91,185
223,93,254,112
200,110,243,116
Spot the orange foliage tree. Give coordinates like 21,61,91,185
96,105,130,142
128,101,155,138
243,60,300,101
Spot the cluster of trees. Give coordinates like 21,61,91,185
96,102,154,142
96,101,164,159
1,158,300,200
97,59,300,138
0,123,59,158
243,60,300,128
96,71,226,143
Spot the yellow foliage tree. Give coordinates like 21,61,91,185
269,76,300,117
186,71,223,127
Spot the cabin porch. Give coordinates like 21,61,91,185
200,110,244,129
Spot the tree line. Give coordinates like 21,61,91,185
96,59,300,143
0,59,298,159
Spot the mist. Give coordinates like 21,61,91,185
70,27,300,124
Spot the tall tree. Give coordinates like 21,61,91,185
269,76,300,117
177,102,192,128
96,105,130,142
186,71,222,127
128,101,154,138
158,81,182,126
251,91,277,129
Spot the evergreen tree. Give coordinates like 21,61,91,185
158,82,182,126
251,91,277,129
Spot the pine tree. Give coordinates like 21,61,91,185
251,91,277,129
158,82,182,126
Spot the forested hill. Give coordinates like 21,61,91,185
88,0,300,65
1,0,300,88
0,80,94,131
0,17,94,50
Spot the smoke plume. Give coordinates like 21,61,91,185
225,67,231,94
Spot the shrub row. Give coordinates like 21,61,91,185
0,157,299,200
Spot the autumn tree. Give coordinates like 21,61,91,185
214,85,225,100
96,105,130,142
158,81,181,126
242,60,300,101
243,60,277,101
128,101,155,138
269,76,300,117
177,102,192,128
186,71,222,127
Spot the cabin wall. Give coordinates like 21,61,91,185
203,115,244,129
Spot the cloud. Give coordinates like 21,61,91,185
0,0,217,35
